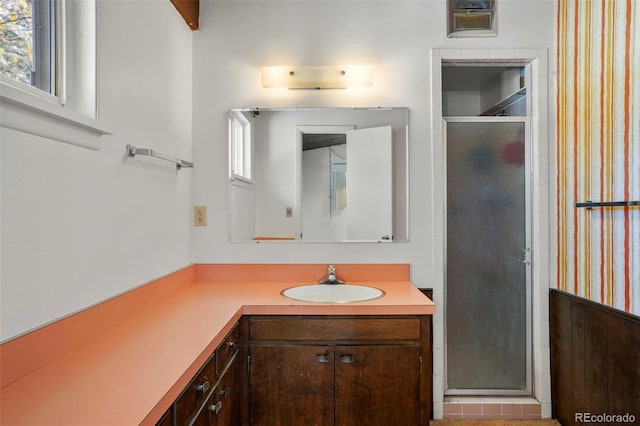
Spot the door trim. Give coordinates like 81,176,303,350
429,47,552,417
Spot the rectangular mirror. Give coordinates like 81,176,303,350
228,107,409,243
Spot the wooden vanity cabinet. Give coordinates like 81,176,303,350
175,353,217,423
248,316,431,426
157,407,174,426
190,349,242,426
157,323,242,426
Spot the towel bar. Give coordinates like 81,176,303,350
574,200,639,209
126,145,193,169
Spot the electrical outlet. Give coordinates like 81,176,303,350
286,206,293,217
194,206,207,226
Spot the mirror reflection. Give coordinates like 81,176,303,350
228,107,409,243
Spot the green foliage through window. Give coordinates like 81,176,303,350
0,0,33,85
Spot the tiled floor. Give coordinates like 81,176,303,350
432,420,560,426
443,397,542,420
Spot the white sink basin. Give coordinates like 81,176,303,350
282,284,385,303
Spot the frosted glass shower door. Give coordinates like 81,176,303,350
445,118,530,394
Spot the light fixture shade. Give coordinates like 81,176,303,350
261,65,374,89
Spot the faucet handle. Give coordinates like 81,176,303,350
321,264,342,284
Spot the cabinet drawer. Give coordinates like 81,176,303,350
175,353,216,424
156,406,173,426
217,324,240,373
250,317,421,342
190,355,240,426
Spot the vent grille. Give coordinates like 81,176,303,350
453,12,493,31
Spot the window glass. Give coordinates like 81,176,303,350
230,111,252,180
1,0,55,94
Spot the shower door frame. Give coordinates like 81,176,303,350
443,116,533,396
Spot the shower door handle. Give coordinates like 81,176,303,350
517,248,531,265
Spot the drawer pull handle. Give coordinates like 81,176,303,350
196,381,210,393
316,354,329,363
340,355,354,364
208,401,222,414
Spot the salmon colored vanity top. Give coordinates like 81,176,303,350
0,264,435,426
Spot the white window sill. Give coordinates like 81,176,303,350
0,81,109,150
230,174,255,186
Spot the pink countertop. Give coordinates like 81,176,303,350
0,276,434,426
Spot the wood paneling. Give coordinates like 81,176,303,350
170,0,199,30
550,291,573,424
419,289,433,422
550,290,640,426
606,313,640,417
583,306,608,416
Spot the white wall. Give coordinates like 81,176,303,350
481,67,522,111
442,67,522,115
191,0,554,266
229,179,256,240
0,0,556,408
0,0,194,341
302,146,348,241
443,90,482,115
191,0,555,418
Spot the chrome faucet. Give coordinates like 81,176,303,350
328,264,337,282
321,264,343,285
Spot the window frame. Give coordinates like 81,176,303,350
229,110,253,182
0,0,107,148
1,0,59,101
32,0,57,94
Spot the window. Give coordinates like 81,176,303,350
0,0,104,147
1,0,56,95
229,111,253,181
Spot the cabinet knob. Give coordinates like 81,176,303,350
220,388,230,398
208,401,222,414
196,381,210,393
316,354,329,363
340,355,354,364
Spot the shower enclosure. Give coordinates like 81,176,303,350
445,117,531,394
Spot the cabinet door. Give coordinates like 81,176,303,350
335,345,420,426
216,352,241,426
250,345,334,426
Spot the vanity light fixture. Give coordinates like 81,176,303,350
261,65,374,89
